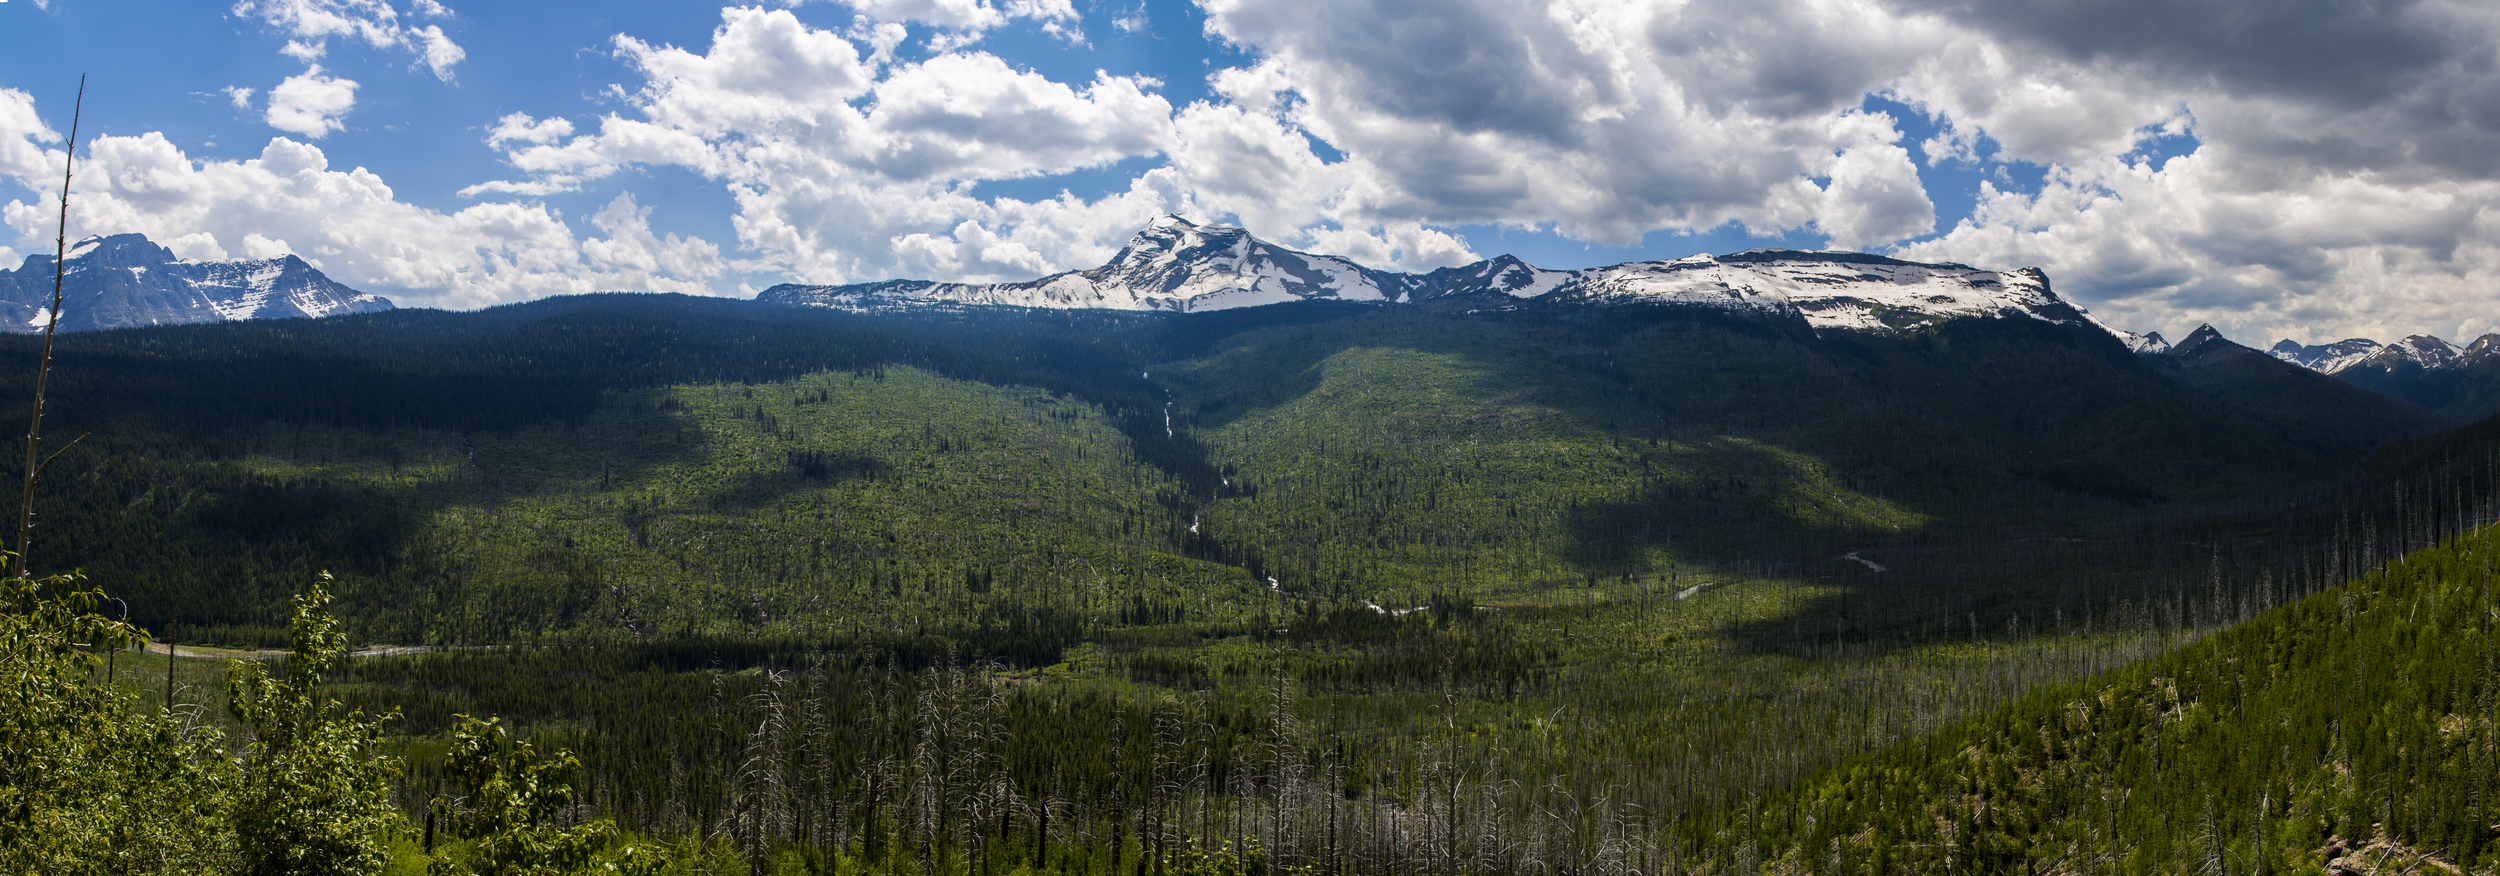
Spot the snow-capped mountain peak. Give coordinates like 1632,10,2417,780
2384,334,2465,369
1513,249,2088,332
2122,331,2171,355
2268,338,2384,373
761,215,1398,313
0,233,392,332
758,218,2096,336
1078,215,1395,309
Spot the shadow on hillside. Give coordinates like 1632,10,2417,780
1706,409,2500,659
27,389,733,647
0,296,1183,645
1142,302,2483,660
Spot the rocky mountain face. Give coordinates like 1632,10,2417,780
2266,331,2500,422
2119,330,2171,355
760,215,2100,335
0,233,393,333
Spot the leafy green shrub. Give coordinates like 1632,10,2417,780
1163,839,1268,876
228,573,402,875
427,714,622,876
0,567,242,874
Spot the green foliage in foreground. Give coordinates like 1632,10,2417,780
1697,521,2500,875
428,715,622,876
1,572,714,875
13,495,2499,875
230,575,402,876
0,568,239,874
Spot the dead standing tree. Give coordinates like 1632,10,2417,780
14,76,88,581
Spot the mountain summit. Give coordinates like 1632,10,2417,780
762,215,1405,313
759,215,2099,334
0,233,393,333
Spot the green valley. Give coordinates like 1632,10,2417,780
7,293,2495,875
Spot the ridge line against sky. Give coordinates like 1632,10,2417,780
2,0,2497,345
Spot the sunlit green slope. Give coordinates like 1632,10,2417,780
1698,519,2500,875
1169,307,2442,599
242,367,1257,644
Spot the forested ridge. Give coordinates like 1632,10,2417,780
5,293,2495,874
1703,497,2500,873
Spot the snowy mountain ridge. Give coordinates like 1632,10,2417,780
2120,330,2172,355
2269,333,2500,375
760,215,2105,336
0,233,393,333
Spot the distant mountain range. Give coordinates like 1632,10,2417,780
760,215,2500,426
2265,332,2500,421
0,233,392,333
2269,333,2500,374
761,214,2098,334
16,221,2490,426
2121,323,2452,442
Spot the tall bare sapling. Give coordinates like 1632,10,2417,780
14,75,88,580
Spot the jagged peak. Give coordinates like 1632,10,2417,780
2267,336,2387,373
2175,323,2230,354
0,230,389,332
2390,333,2463,359
61,233,178,269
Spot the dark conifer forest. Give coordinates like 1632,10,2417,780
8,293,2497,874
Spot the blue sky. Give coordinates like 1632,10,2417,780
0,0,1877,267
2,0,2496,345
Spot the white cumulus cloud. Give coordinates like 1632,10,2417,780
0,89,60,182
1185,0,2500,341
1896,149,2500,345
486,113,575,148
470,7,1183,283
263,67,359,138
829,0,1080,46
1881,0,2500,343
231,0,467,80
228,0,468,142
